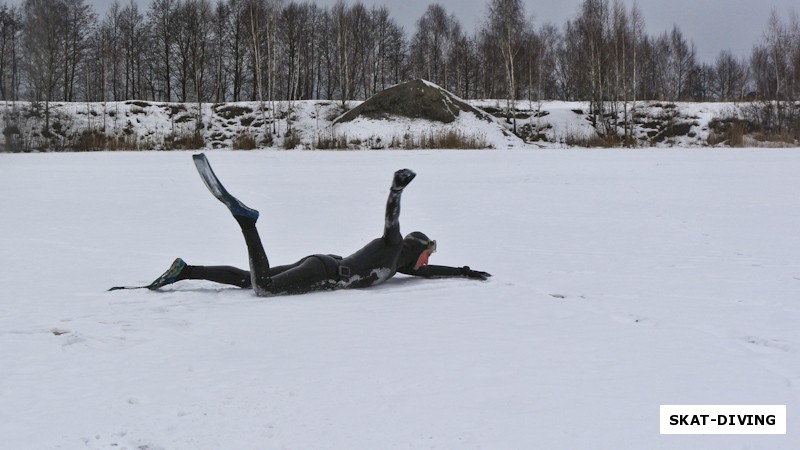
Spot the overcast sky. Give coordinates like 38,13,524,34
47,0,800,62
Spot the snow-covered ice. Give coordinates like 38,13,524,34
1,149,799,449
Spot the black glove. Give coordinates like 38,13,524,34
461,266,491,280
392,169,416,191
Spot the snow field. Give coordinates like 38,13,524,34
1,149,799,449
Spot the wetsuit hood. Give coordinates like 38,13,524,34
398,231,436,271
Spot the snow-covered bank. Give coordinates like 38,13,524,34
1,149,799,449
1,98,792,151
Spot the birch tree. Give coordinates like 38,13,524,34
484,0,527,134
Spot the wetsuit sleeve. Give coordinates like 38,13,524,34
398,265,491,280
383,169,416,246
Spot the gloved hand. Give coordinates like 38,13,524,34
460,266,491,280
392,168,416,191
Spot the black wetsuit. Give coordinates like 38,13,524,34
175,241,482,295
125,157,491,295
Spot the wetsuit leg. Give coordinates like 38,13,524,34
383,169,416,246
233,218,342,295
192,154,271,292
258,255,338,296
234,215,272,291
148,258,318,291
178,265,252,288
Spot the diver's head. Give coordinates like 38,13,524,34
399,231,437,270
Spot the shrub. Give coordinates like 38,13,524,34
70,130,139,151
126,100,151,108
161,104,186,117
3,125,20,138
282,130,301,149
708,116,755,147
232,133,257,150
165,132,204,150
315,133,348,149
562,132,639,148
394,130,489,149
216,104,253,120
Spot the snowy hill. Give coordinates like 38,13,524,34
2,149,798,449
0,89,793,151
330,79,522,149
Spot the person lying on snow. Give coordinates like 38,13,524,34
110,154,490,296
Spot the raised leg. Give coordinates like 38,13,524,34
193,153,270,292
235,215,271,290
383,168,416,246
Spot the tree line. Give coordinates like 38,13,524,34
1,0,799,123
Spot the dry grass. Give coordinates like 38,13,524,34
315,133,349,149
282,130,301,149
70,130,139,151
164,132,205,150
562,132,640,148
394,130,489,149
232,133,257,150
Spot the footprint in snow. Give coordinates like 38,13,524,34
740,336,789,354
548,293,587,300
82,432,163,450
609,313,657,327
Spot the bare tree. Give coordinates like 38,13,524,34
484,0,528,134
754,9,800,134
666,25,695,101
185,0,213,127
572,0,612,135
147,0,177,101
226,0,248,102
411,4,456,89
629,1,644,125
316,7,336,99
60,0,95,101
345,2,369,100
0,4,22,101
120,0,146,100
280,1,309,103
22,0,68,133
367,6,401,96
714,50,749,101
210,1,229,103
245,0,280,136
100,1,124,101
331,0,350,105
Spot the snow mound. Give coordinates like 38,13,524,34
334,79,490,124
326,80,522,149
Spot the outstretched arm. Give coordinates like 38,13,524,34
398,264,492,281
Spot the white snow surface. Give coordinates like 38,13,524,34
1,149,799,449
